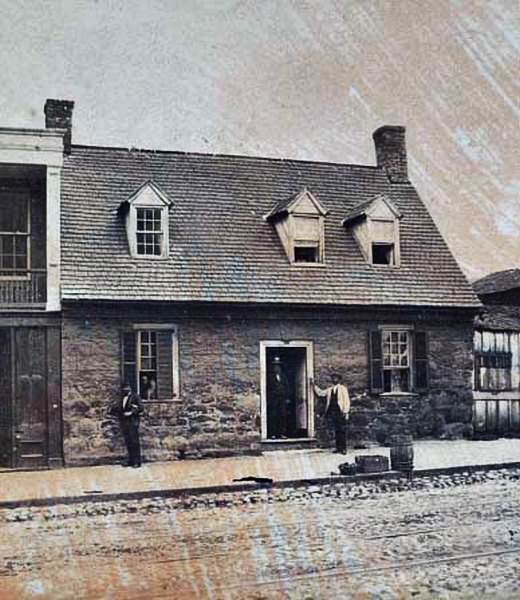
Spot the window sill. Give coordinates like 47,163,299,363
130,255,169,261
473,390,519,400
369,263,400,269
142,397,182,403
290,262,326,268
379,392,420,397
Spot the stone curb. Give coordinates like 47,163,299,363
1,460,520,510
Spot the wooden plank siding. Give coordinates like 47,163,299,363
473,330,520,435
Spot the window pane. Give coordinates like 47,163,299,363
0,195,28,232
15,255,27,269
138,330,158,399
294,246,318,263
15,236,27,254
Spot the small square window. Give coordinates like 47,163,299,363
372,243,394,265
294,246,318,263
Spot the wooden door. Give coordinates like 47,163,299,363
294,349,308,435
14,328,48,468
0,329,13,467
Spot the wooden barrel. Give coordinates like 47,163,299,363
389,434,414,472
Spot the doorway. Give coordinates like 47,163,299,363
0,326,62,469
260,341,314,441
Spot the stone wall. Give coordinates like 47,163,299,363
61,304,475,465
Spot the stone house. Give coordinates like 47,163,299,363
473,269,520,436
0,99,480,468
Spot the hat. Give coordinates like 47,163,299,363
272,356,282,364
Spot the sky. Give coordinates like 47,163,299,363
1,0,519,280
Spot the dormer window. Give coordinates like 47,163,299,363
119,181,171,259
136,208,163,256
265,189,328,265
342,194,402,267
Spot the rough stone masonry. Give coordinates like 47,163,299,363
60,303,474,466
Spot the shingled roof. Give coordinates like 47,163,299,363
60,145,480,308
473,268,520,296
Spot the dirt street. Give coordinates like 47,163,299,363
1,471,520,599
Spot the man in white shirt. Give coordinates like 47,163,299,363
314,372,350,454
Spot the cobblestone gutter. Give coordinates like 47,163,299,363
2,467,519,523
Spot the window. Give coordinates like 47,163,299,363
370,219,397,266
383,330,410,392
121,181,171,259
122,326,179,400
372,243,394,265
474,331,513,391
292,214,323,264
0,192,30,277
342,195,401,267
136,208,163,256
370,328,428,393
265,189,327,265
294,245,318,263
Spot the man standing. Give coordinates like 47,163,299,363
267,356,290,438
112,382,144,467
314,372,350,454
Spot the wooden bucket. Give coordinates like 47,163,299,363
389,434,414,472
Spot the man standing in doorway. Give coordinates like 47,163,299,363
112,382,144,467
314,372,350,454
267,356,290,438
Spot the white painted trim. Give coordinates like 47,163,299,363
259,340,314,441
473,391,520,401
131,323,178,330
127,204,169,259
46,166,61,311
0,129,64,167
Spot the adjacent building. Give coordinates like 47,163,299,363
0,100,480,468
473,269,520,436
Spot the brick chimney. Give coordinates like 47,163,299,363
44,99,75,155
372,125,408,183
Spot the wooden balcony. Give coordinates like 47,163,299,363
0,269,47,308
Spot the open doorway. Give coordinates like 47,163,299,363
260,341,314,440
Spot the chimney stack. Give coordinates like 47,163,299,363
372,125,408,183
44,99,75,155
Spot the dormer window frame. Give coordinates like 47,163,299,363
122,181,171,260
367,216,401,268
342,195,402,269
266,188,328,267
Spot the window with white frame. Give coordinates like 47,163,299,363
120,181,171,259
370,328,428,393
0,191,30,277
122,326,179,400
383,330,411,392
136,208,163,256
474,331,513,391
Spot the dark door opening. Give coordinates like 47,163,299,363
266,347,308,439
0,326,61,469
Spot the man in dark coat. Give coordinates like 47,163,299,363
267,356,290,438
111,382,144,467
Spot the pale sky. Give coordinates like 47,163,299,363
1,0,519,280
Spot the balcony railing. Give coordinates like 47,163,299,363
0,269,47,306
